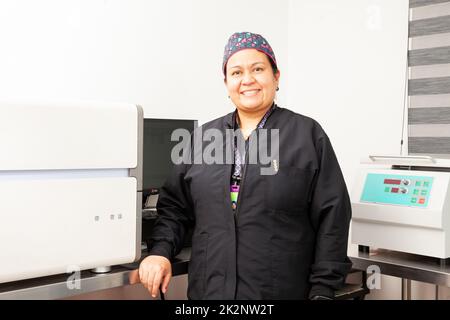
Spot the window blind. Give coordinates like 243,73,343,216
409,0,450,156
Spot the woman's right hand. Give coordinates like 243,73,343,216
138,255,172,298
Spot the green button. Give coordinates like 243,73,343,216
411,198,417,203
423,181,429,187
413,189,419,195
385,187,390,192
415,181,421,187
421,190,427,196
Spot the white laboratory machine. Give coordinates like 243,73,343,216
351,155,450,263
0,101,143,283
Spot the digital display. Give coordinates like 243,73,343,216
384,179,401,185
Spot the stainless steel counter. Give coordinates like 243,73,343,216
349,247,450,286
0,247,191,300
349,246,450,299
5,244,449,300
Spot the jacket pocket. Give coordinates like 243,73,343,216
264,166,314,214
268,209,315,299
187,232,208,299
268,209,315,251
270,249,313,299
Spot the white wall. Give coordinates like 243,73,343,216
0,0,289,125
287,0,410,300
287,0,409,188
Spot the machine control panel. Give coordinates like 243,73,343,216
361,173,433,207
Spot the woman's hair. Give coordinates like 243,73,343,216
268,58,279,76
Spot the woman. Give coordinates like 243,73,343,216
138,32,352,300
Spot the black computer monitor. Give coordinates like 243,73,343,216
142,118,197,248
143,118,197,193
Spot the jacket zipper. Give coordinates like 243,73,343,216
234,139,250,222
232,138,249,299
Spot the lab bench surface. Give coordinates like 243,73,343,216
349,246,450,287
0,247,191,300
349,246,450,299
1,246,374,300
10,244,447,300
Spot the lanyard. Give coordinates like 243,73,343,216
232,104,276,179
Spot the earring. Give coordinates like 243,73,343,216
276,87,279,91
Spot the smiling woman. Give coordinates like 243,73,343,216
225,49,280,135
140,31,353,300
223,32,280,138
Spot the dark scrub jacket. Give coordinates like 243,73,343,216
148,106,352,299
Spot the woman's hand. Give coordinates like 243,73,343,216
138,255,172,298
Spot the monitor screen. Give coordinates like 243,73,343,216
143,118,197,192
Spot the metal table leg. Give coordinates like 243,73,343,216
401,278,411,300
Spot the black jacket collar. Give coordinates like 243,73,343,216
223,103,278,129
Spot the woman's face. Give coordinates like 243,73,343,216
225,49,280,114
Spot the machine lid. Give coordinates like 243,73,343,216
361,155,450,168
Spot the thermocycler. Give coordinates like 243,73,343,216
351,155,450,264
